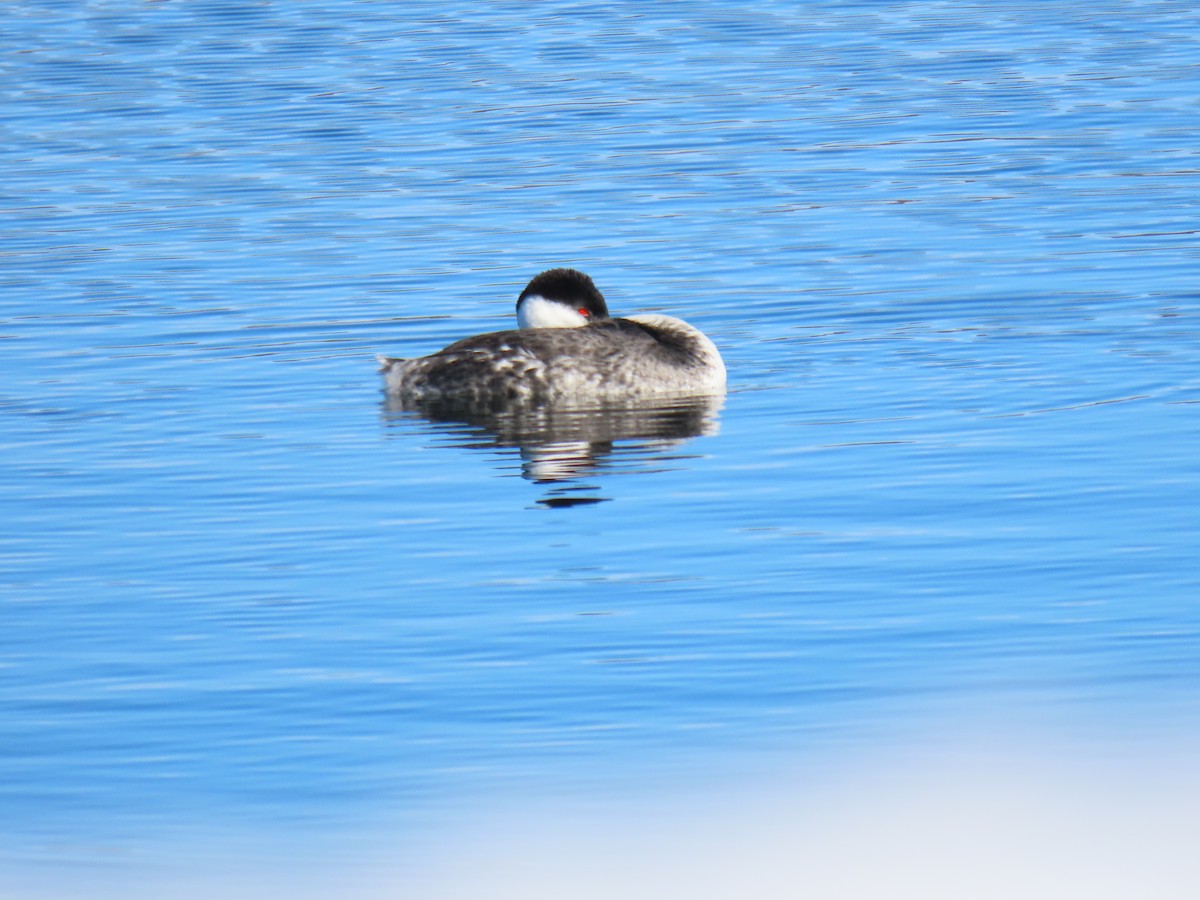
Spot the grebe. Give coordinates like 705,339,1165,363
378,268,725,404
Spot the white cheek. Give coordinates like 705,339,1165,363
517,294,588,329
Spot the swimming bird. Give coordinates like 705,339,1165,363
378,268,725,404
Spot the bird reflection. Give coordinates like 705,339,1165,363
382,393,724,506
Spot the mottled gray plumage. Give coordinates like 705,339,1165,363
378,270,725,404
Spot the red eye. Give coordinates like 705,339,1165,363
578,308,591,318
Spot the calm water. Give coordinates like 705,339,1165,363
3,1,1200,896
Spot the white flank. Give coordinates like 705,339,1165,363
626,313,727,390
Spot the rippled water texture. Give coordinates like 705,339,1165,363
3,1,1199,896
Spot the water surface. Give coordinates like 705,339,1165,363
2,1,1199,895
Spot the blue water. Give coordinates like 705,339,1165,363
3,1,1200,896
